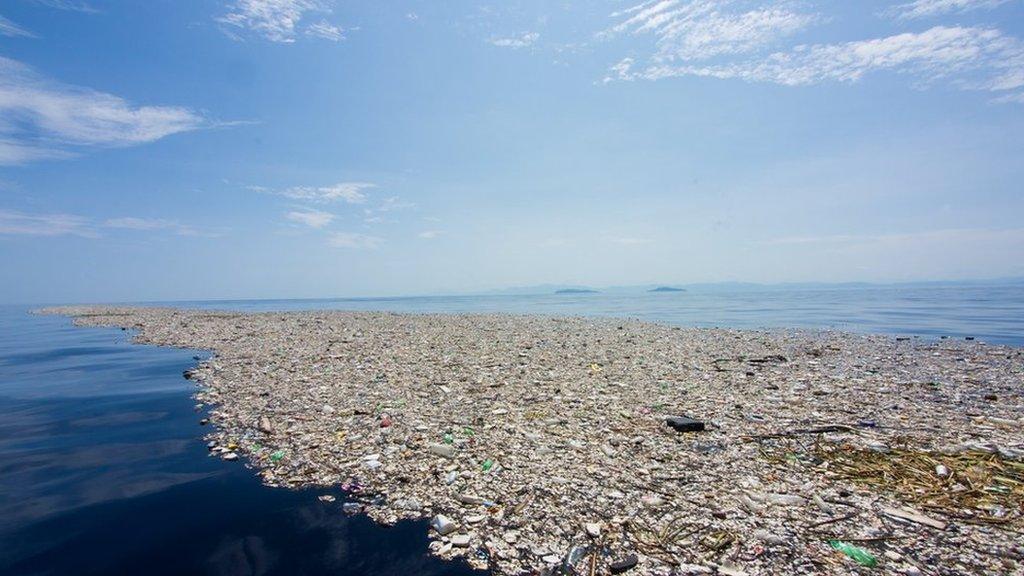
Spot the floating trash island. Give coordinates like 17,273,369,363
43,306,1024,576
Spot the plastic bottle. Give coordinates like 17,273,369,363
829,540,877,567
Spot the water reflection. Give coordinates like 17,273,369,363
0,308,483,576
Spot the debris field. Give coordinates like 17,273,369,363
44,306,1024,576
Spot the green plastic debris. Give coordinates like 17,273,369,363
270,450,285,463
482,459,494,472
463,426,474,436
829,540,877,567
443,433,454,444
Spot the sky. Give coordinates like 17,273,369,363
1,0,1023,303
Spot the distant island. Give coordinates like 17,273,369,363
649,286,686,292
554,288,599,294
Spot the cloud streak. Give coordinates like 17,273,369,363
490,32,540,49
267,182,375,203
884,0,1012,20
305,19,345,41
608,25,1024,100
0,56,207,165
0,15,36,38
603,0,816,61
286,208,335,228
328,231,381,249
29,0,98,13
0,209,95,237
103,217,205,236
601,2,1024,103
218,0,345,43
1,210,214,238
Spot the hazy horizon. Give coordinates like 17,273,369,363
4,275,1021,307
3,1,1024,303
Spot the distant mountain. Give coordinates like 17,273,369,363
555,288,599,294
648,286,686,293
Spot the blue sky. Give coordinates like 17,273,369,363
1,0,1023,303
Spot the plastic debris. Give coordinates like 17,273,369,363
48,305,1024,576
430,514,457,535
427,443,455,458
665,416,705,432
609,554,638,573
829,540,878,567
881,506,948,530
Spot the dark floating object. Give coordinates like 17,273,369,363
966,336,975,341
747,354,788,364
665,416,705,432
609,554,639,573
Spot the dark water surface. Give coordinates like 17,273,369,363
1,284,1022,574
0,308,483,576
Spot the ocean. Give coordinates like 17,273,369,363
1,283,1021,574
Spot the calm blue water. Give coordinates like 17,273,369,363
1,285,1021,574
171,284,1024,346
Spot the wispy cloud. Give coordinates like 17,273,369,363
267,182,374,203
993,91,1024,104
603,0,816,62
0,14,36,38
601,2,1024,102
0,209,95,237
218,0,345,43
490,31,540,49
29,0,98,13
0,56,207,165
418,230,442,239
286,208,335,228
328,231,382,249
608,25,1024,99
305,19,345,41
0,140,72,164
103,217,205,236
363,196,415,223
884,0,1012,20
1,210,214,238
